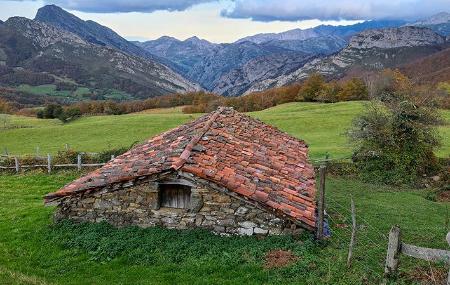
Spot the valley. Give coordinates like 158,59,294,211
1,5,449,101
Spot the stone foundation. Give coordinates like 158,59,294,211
54,171,302,236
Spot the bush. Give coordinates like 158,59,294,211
348,71,442,185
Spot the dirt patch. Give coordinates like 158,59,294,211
264,250,298,269
404,265,448,285
438,190,450,202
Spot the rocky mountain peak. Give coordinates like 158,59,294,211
411,12,450,26
35,4,75,22
5,16,87,48
348,26,445,49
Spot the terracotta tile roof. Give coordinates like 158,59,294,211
45,107,316,228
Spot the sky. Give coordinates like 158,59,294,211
0,0,448,43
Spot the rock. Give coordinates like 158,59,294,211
254,227,269,235
238,227,254,236
431,176,441,182
213,225,225,233
239,221,257,229
236,206,249,215
217,219,235,226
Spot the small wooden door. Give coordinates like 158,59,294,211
160,184,191,208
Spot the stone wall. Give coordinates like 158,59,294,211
54,171,302,236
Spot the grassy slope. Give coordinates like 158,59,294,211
250,102,365,159
0,110,200,156
1,101,448,159
0,173,447,285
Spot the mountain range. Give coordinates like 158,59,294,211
0,5,199,103
0,5,449,102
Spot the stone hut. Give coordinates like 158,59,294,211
45,107,317,235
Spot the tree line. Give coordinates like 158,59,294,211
1,70,448,122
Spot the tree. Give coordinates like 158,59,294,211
297,73,325,101
348,72,442,184
337,78,368,101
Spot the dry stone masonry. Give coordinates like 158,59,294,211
55,172,301,236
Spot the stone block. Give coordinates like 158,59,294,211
235,206,249,215
253,227,269,235
238,227,253,236
239,221,257,229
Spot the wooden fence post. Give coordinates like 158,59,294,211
347,197,356,268
47,154,52,174
316,165,326,240
446,232,450,285
14,157,19,173
3,147,8,156
77,154,82,171
384,225,401,279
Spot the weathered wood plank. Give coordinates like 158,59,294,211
316,165,326,240
81,163,105,167
347,197,356,268
47,154,52,173
384,225,401,278
401,243,450,264
14,157,19,173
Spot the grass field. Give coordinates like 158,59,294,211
0,173,447,285
1,102,449,160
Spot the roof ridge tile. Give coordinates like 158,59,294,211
171,107,224,170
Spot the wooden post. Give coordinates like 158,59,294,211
347,197,357,267
77,154,82,171
384,225,402,279
47,154,52,174
65,144,69,150
36,146,40,157
14,157,19,173
4,147,8,156
111,155,115,160
316,165,326,240
447,232,450,285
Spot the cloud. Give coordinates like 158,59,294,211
38,0,214,13
221,0,450,21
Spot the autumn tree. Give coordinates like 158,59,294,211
297,73,325,101
338,78,368,101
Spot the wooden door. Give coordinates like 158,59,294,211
160,184,191,208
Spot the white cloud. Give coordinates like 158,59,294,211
221,0,450,21
1,0,214,13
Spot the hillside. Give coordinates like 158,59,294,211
0,16,198,102
34,5,153,60
400,47,450,84
1,102,448,159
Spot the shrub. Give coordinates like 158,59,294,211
348,72,442,185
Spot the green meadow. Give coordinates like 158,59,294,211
0,173,447,285
1,102,449,159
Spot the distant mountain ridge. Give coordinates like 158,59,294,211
139,19,416,96
245,26,448,93
236,20,407,44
